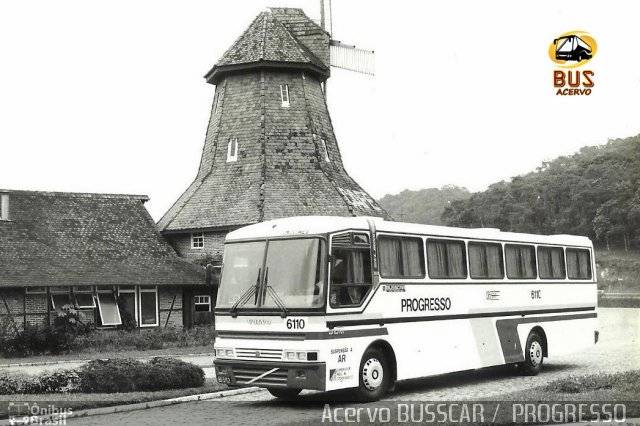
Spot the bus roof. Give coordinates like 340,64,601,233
225,216,593,248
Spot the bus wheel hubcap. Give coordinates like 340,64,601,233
529,341,543,366
362,358,383,391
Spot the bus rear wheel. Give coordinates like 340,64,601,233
267,387,301,399
520,331,544,376
355,348,390,402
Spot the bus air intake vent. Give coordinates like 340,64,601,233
235,348,283,360
331,233,352,247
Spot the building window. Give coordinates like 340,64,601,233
320,139,330,162
280,84,290,107
538,246,566,279
426,239,467,279
118,286,137,326
566,248,592,280
469,242,504,279
50,286,72,310
0,193,9,221
194,295,211,312
25,287,47,294
378,235,425,278
227,138,238,162
505,244,537,279
191,232,204,249
73,286,96,309
139,286,158,327
96,286,122,326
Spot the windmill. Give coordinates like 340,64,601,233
158,5,390,265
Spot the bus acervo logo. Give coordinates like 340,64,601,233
550,31,597,96
548,31,597,68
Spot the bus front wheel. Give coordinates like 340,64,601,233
355,348,390,401
267,387,301,399
520,331,544,376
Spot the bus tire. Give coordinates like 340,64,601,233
267,387,301,399
520,331,544,376
355,348,390,402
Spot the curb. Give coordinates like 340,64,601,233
0,387,263,425
0,353,216,369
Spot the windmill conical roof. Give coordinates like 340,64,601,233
205,9,330,84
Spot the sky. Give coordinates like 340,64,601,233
1,0,639,221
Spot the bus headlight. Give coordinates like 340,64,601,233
283,350,317,361
215,348,235,358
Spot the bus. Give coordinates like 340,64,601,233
554,35,593,62
213,216,598,401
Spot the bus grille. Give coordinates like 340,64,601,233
235,348,283,360
233,366,288,386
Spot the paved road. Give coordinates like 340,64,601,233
69,308,639,425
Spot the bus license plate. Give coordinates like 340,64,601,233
217,374,231,384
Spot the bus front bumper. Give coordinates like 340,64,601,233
214,359,326,391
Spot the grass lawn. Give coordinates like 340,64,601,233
0,379,227,419
477,370,640,424
0,346,214,366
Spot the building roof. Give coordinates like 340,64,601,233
227,216,594,248
205,8,330,85
0,189,204,288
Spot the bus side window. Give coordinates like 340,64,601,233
330,248,372,308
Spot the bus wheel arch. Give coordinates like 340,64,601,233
355,340,396,401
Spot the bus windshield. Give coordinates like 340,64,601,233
217,238,326,310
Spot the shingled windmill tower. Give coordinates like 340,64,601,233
159,7,390,265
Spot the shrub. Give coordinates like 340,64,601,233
76,357,205,393
76,358,147,393
146,357,205,390
0,374,19,395
19,370,81,394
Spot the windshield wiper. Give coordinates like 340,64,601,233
230,268,261,318
263,267,289,318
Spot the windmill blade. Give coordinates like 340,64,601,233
330,40,375,75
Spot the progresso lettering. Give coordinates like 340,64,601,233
401,297,452,312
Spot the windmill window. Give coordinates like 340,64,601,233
280,84,290,107
0,193,9,221
213,92,220,113
191,232,204,249
227,138,238,162
320,139,330,162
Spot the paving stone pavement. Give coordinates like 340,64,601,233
66,308,638,425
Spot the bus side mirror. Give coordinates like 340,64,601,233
553,38,558,45
328,255,336,265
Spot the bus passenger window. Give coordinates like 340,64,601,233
566,248,592,280
330,248,372,308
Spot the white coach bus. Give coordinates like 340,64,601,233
213,216,598,401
